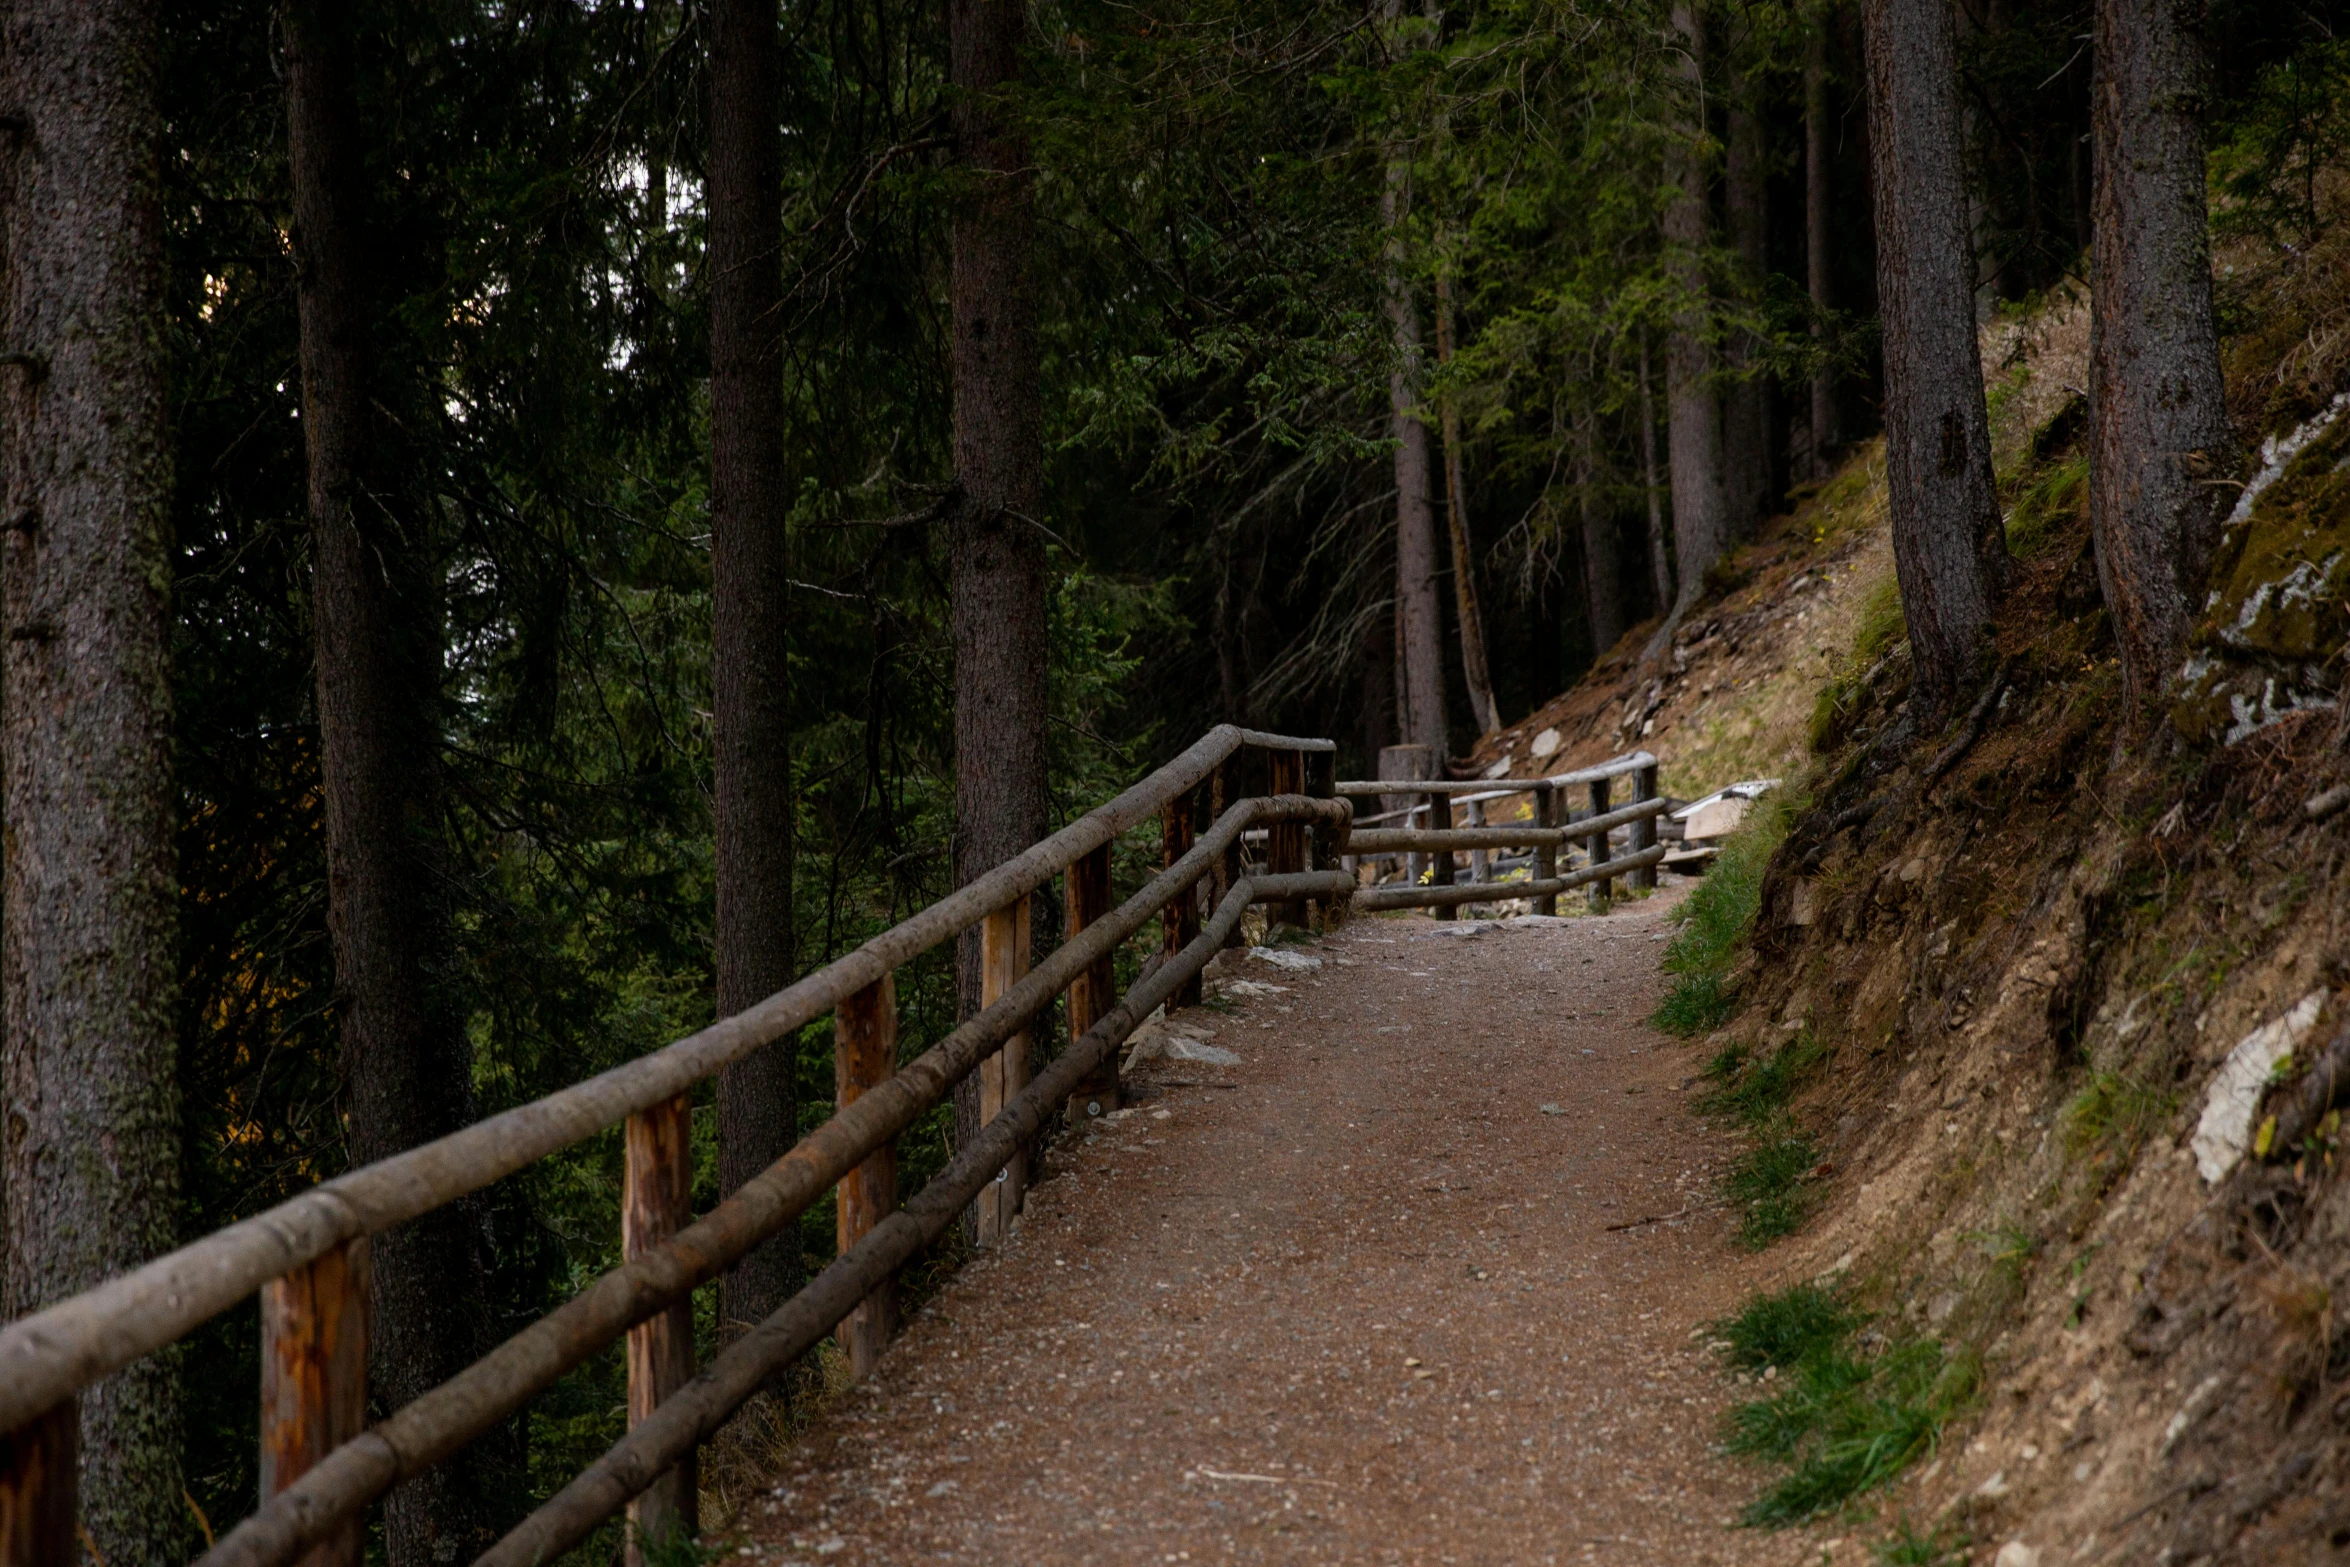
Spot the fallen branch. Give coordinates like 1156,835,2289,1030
1923,665,2010,789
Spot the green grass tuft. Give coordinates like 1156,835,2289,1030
1729,1127,1821,1248
1711,1286,1974,1528
1697,1031,1828,1247
1808,576,1907,752
2063,1068,2177,1163
1874,1519,1971,1565
1649,793,1793,1037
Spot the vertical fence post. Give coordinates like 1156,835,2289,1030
1066,844,1119,1122
1214,755,1245,949
1267,748,1305,928
1164,786,1201,1007
261,1237,370,1567
1465,797,1490,896
835,975,898,1381
1533,782,1559,917
1305,749,1338,929
0,1398,75,1567
1630,761,1660,892
624,1093,696,1561
1426,787,1456,921
976,894,1032,1244
1586,775,1614,913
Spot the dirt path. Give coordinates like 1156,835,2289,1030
744,891,1832,1566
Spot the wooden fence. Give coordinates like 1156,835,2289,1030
1336,751,1667,916
0,725,1351,1567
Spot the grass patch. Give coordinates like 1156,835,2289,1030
1712,1286,1974,1528
2003,451,2088,559
2062,1068,2177,1165
1875,1519,1971,1565
1700,1031,1828,1247
1650,793,1795,1037
1808,574,1906,752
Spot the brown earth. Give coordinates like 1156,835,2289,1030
738,893,1841,1567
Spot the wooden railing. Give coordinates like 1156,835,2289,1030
0,725,1349,1567
1336,751,1666,915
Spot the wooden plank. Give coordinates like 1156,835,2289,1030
1532,783,1559,917
261,1239,369,1567
1162,789,1200,1008
1066,844,1120,1121
624,1094,696,1561
1586,777,1614,913
834,976,899,1382
975,895,1032,1245
0,1398,74,1567
1629,763,1660,892
1214,757,1244,948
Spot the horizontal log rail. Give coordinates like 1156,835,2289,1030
0,725,1341,1567
1340,751,1663,917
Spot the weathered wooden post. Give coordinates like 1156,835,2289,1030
624,1094,695,1560
1465,797,1490,893
976,895,1032,1243
1066,844,1120,1121
1267,748,1305,928
835,975,899,1380
1379,743,1436,891
0,1399,75,1567
1164,785,1201,1006
1630,761,1660,892
261,1237,370,1567
1533,782,1559,917
1213,755,1245,949
1305,748,1339,929
1586,775,1614,913
1426,787,1457,921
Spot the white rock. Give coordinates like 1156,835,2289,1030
1530,726,1562,759
1249,946,1323,971
1220,978,1288,998
1163,1036,1242,1066
1993,1544,2039,1567
1484,756,1514,779
2192,990,2326,1184
1681,794,1750,841
1975,1469,2008,1498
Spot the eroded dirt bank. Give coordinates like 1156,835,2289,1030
741,896,1831,1566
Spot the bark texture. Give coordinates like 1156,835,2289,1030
1662,1,1725,627
1805,13,1837,477
1433,274,1499,736
285,10,504,1560
709,0,801,1335
0,2,182,1556
1863,0,2007,723
1638,337,1675,617
1384,176,1446,753
949,0,1051,1165
2089,0,2234,714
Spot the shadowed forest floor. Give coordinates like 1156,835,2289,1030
740,890,1841,1565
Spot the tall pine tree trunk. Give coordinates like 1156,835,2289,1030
1638,335,1675,619
1862,0,2007,725
949,0,1051,1161
1383,161,1447,753
1722,37,1773,537
709,0,801,1338
0,2,181,1556
285,10,503,1560
2089,0,2234,716
1433,271,1499,736
1578,414,1625,657
1806,10,1837,477
1661,0,1726,631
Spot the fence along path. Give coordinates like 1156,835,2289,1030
0,729,1668,1567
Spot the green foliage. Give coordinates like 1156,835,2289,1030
1650,792,1792,1036
1700,1031,1827,1246
2062,1070,2178,1164
1874,1519,1971,1565
2003,452,2088,560
2212,39,2350,248
1712,1287,1973,1527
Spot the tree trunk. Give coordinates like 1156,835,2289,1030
1806,10,1837,477
2089,0,2234,717
285,11,505,1560
1358,556,1397,773
1862,0,2007,724
1638,336,1675,620
0,2,181,1556
1722,38,1773,537
1662,0,1726,629
709,0,801,1336
1578,415,1625,657
1432,271,1499,736
1384,210,1446,753
949,0,1051,1182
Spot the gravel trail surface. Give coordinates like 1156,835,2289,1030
745,891,1825,1565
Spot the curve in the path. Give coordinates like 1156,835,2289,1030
744,895,1826,1566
